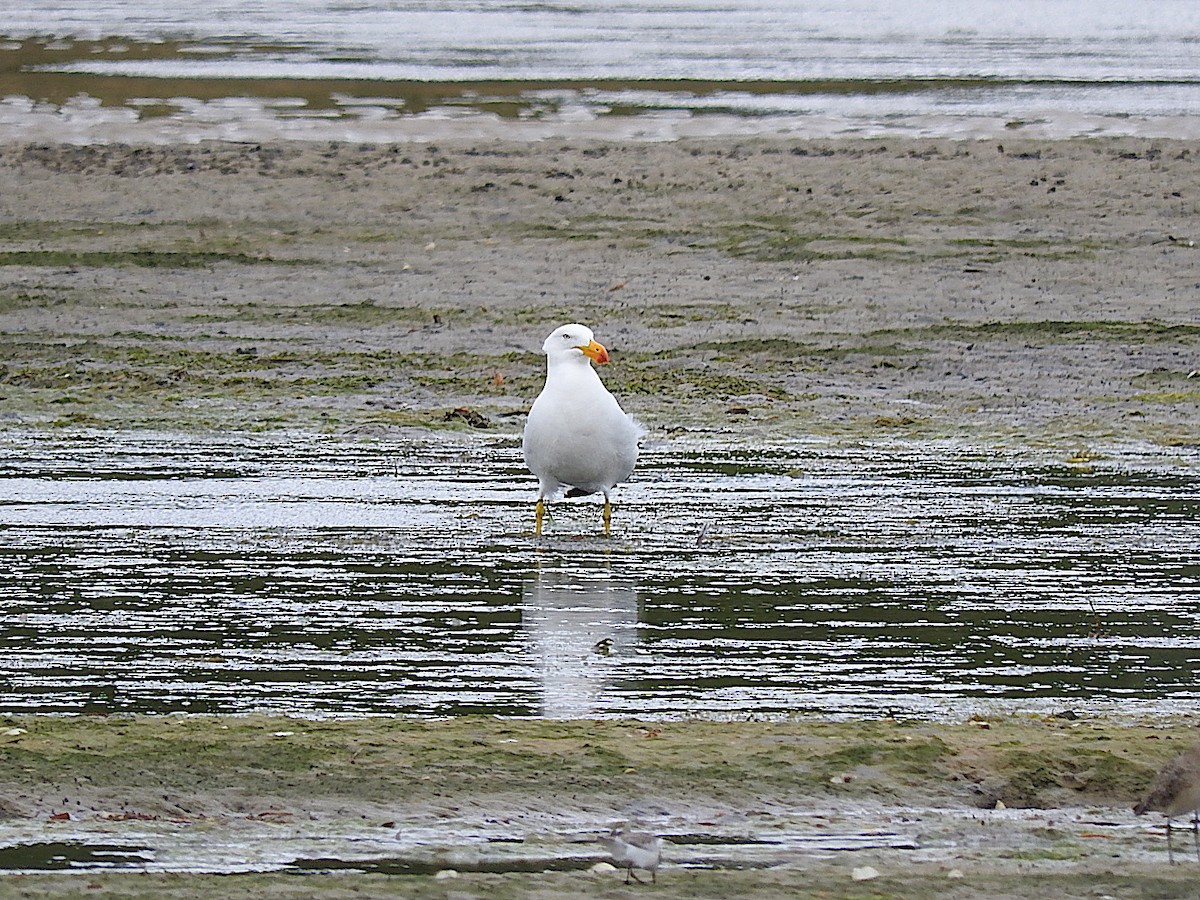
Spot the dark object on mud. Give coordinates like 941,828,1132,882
443,407,492,428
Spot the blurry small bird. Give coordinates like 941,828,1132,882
598,828,662,884
1134,743,1200,864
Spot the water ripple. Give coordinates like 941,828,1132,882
1,431,1197,719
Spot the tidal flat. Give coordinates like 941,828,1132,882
1,137,1198,896
1,714,1200,898
1,138,1197,442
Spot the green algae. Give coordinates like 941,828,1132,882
0,139,1196,443
0,714,1191,832
991,745,1160,809
883,320,1200,343
0,249,295,268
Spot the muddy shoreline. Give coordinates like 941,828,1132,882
2,136,1198,895
1,713,1200,897
1,137,1197,445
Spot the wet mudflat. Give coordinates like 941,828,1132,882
0,430,1198,896
0,134,1198,894
2,430,1197,720
0,711,1199,897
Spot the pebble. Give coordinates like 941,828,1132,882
851,866,881,881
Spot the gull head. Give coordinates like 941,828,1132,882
542,323,609,365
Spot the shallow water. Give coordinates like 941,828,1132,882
5,1,1200,140
11,0,1200,84
2,430,1197,721
0,803,1068,876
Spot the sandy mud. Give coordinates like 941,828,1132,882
0,137,1196,443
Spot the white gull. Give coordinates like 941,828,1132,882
522,323,643,535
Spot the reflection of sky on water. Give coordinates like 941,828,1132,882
4,79,1200,144
5,1,1200,140
9,1,1200,82
0,432,1197,719
522,568,639,719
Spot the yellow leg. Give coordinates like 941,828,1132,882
602,499,612,535
535,498,545,535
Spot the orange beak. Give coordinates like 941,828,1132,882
577,339,609,364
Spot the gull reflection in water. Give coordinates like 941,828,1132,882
522,568,640,718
